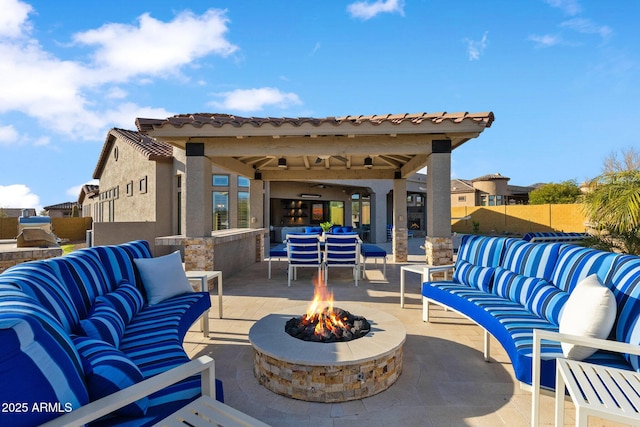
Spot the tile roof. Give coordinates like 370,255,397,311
93,128,173,179
44,202,77,210
472,173,510,182
110,128,173,159
136,111,494,132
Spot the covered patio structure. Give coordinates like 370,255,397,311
136,111,494,267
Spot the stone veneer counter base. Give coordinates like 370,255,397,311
249,304,406,403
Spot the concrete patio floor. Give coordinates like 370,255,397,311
182,239,621,427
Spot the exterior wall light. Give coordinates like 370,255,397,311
364,156,373,168
278,157,287,168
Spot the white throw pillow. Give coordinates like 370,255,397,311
558,274,617,360
133,251,194,305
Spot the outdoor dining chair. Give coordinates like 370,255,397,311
324,233,361,286
285,233,323,287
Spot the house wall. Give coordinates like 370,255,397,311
97,138,159,223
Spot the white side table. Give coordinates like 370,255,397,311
152,394,271,427
186,271,223,338
555,357,640,426
399,264,454,308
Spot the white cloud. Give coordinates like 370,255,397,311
528,34,562,48
347,0,405,20
0,7,237,142
210,87,302,112
0,0,33,38
0,184,40,209
465,32,488,61
0,124,19,144
73,9,238,83
102,103,174,130
545,0,582,16
560,18,612,40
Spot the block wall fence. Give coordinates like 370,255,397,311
0,217,92,241
451,204,587,235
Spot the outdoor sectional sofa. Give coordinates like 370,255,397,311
422,234,640,390
0,240,223,426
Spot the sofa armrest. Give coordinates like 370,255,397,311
531,329,640,427
41,356,216,427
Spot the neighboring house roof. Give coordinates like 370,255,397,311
472,173,510,182
450,179,475,193
93,128,173,179
44,202,77,210
78,184,99,204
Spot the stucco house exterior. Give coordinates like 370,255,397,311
89,128,430,249
451,173,534,207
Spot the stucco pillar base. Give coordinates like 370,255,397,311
184,237,214,271
255,233,265,262
424,236,453,267
392,229,408,263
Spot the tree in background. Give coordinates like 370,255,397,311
528,180,582,204
582,147,640,255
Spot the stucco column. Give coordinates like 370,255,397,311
184,143,212,237
392,178,408,262
425,140,453,265
250,177,264,228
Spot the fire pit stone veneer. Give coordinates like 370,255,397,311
249,304,406,403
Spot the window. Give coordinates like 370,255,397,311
458,195,466,202
126,181,133,196
238,176,250,187
329,201,344,226
237,191,249,228
212,175,229,186
213,191,229,230
139,176,147,194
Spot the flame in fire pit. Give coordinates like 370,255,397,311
285,272,371,342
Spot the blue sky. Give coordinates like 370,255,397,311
1,0,638,211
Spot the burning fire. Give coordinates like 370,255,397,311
284,271,371,342
303,272,348,337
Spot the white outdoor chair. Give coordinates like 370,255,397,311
286,233,322,287
324,233,361,286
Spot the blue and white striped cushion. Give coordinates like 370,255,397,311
501,240,561,280
96,280,144,325
79,303,126,348
0,291,89,426
493,266,548,306
120,240,153,260
47,250,112,318
93,245,140,289
72,336,148,417
453,260,495,292
609,255,640,371
2,261,80,333
456,235,508,267
525,282,569,325
550,245,620,292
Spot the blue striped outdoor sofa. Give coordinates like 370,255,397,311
422,234,640,391
0,240,223,427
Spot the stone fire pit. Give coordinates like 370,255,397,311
248,304,406,403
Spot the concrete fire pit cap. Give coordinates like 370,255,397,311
248,303,406,367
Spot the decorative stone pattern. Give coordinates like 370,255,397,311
255,234,264,262
184,237,214,271
249,304,406,403
392,229,408,263
253,346,403,403
424,237,453,279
